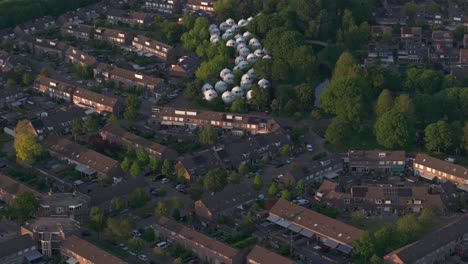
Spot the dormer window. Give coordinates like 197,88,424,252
379,153,386,158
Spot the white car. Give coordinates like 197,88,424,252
128,250,137,256
138,255,148,261
306,144,313,152
119,243,128,251
161,178,170,184
156,241,169,249
295,199,310,205
176,184,185,190
132,230,142,237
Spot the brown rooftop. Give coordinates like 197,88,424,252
96,63,161,86
0,173,41,197
62,235,128,264
247,245,296,264
133,34,173,50
73,87,119,108
35,75,76,94
156,216,240,259
414,153,468,180
269,199,363,246
348,150,405,163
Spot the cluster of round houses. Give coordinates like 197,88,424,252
205,17,271,104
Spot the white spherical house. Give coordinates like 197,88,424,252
231,25,240,32
225,28,234,36
258,78,270,89
226,18,236,26
246,90,253,100
209,24,218,31
262,54,272,60
241,79,252,91
223,73,234,84
236,37,246,45
247,16,254,21
222,33,231,41
254,49,265,58
243,31,252,40
234,34,242,40
251,42,262,49
231,86,244,97
201,83,214,93
238,19,248,27
247,53,258,63
219,22,230,31
235,56,246,65
247,68,256,78
239,47,250,57
249,38,259,46
210,28,220,36
226,39,236,48
241,73,252,83
215,81,228,93
233,65,240,72
204,90,218,101
210,35,220,43
220,68,231,79
236,43,247,52
238,60,249,70
222,91,235,104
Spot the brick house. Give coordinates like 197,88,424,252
106,9,153,27
73,87,122,114
413,153,468,190
185,0,216,12
315,180,444,215
143,0,181,14
384,213,468,264
151,106,280,135
247,245,296,264
37,192,90,223
267,199,363,255
65,47,98,67
175,149,221,181
33,76,76,102
19,36,69,59
60,23,94,41
0,173,40,206
153,217,243,264
169,55,200,77
400,26,422,42
94,28,133,45
346,150,406,175
61,235,128,264
100,124,178,160
132,34,173,61
14,16,56,36
278,155,343,185
0,235,39,264
460,48,468,65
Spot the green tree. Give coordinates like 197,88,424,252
137,148,149,166
128,237,145,251
172,208,181,221
425,121,454,152
370,254,382,264
332,51,360,80
228,172,241,184
71,119,83,138
10,191,39,224
161,160,173,177
396,214,422,244
374,226,393,255
149,156,160,173
375,111,414,149
106,114,118,125
325,117,351,145
14,129,44,164
464,123,468,152
124,95,140,121
106,218,132,241
198,125,218,145
89,207,106,235
375,89,394,117
238,163,249,176
84,116,98,132
268,182,279,197
155,201,168,217
249,85,271,111
393,94,414,115
230,96,247,113
404,2,418,18
296,180,306,197
6,78,15,88
130,188,150,208
281,190,292,201
121,157,131,172
279,144,291,157
419,205,438,226
111,197,124,212
142,228,155,242
353,231,377,261
213,0,236,20
203,168,227,192
39,67,49,77
350,210,366,225
294,83,315,111
253,174,264,191
22,73,32,86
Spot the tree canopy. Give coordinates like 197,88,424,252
375,111,414,149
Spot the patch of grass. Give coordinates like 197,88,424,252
325,128,380,153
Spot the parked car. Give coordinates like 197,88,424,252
138,255,148,261
129,250,137,256
156,241,169,249
132,230,142,237
293,199,310,205
119,243,128,251
176,184,185,190
306,144,313,152
161,178,170,184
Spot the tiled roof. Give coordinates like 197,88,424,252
73,87,119,109
0,173,41,197
414,153,468,180
0,235,35,258
62,235,128,264
247,245,296,264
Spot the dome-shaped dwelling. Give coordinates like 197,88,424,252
222,33,231,41
262,54,272,60
225,28,234,36
246,90,253,100
243,31,252,40
235,56,246,65
215,80,228,93
238,60,249,70
247,53,258,63
236,37,246,45
226,18,236,26
204,90,218,101
210,28,220,36
201,83,214,93
238,19,248,27
254,49,265,58
209,24,218,31
231,25,240,32
258,78,270,89
223,73,234,84
250,42,262,50
222,91,235,104
241,73,252,83
219,22,230,31
234,34,242,40
210,35,220,43
239,47,250,57
236,43,247,52
241,79,252,91
249,38,259,46
233,65,240,72
220,68,231,79
247,68,256,78
247,16,254,22
231,86,244,97
226,39,236,48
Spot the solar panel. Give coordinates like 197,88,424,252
352,187,368,197
397,188,413,197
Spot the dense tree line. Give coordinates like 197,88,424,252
0,0,99,29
